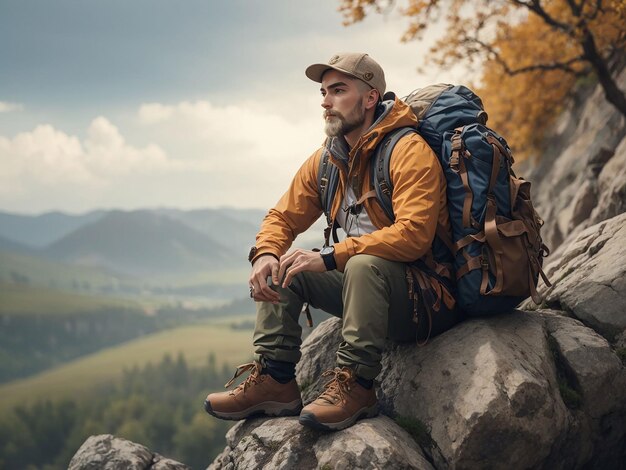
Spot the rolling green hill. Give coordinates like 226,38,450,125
0,251,123,292
0,320,254,412
44,210,238,275
0,283,140,315
0,210,105,248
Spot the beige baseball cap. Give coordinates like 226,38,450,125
305,52,386,97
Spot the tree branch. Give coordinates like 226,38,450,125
579,26,626,115
471,37,588,76
565,0,582,17
584,0,604,21
510,0,575,35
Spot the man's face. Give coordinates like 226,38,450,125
320,70,367,138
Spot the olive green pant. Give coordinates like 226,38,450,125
253,254,418,380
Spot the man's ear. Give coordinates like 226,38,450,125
365,89,379,110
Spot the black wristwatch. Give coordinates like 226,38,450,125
320,245,337,271
248,246,279,265
248,246,258,264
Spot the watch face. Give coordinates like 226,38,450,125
320,246,334,256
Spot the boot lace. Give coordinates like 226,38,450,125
223,361,263,395
318,367,354,405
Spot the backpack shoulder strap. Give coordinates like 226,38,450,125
318,149,340,225
371,127,418,222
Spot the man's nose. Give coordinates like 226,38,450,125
321,94,332,109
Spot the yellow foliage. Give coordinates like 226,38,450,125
477,0,625,159
339,0,626,160
477,67,576,161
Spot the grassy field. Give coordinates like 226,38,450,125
0,251,121,290
0,283,143,315
0,320,255,411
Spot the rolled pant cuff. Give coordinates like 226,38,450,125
254,350,301,365
336,358,381,381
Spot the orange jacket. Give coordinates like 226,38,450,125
253,98,449,272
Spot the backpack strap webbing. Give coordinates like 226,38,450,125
371,127,418,222
318,149,340,226
372,126,454,262
318,149,341,246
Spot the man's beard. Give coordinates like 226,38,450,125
323,98,366,138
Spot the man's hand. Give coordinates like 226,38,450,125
278,249,326,289
249,255,281,303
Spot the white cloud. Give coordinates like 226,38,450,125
84,116,171,176
0,118,177,209
0,102,324,212
0,125,93,192
0,101,23,113
135,99,323,206
137,103,173,124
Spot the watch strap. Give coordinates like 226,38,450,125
321,249,337,271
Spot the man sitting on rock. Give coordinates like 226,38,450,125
204,52,452,431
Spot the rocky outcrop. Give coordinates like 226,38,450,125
524,213,626,346
68,434,189,470
207,213,626,469
528,65,626,252
209,415,433,470
208,306,626,469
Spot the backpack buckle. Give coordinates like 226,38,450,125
380,180,391,196
320,176,328,191
481,246,490,271
481,257,489,270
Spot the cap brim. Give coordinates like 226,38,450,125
306,63,359,84
305,63,334,83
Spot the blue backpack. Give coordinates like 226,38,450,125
319,84,551,316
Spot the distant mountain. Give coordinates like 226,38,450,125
154,208,264,255
44,210,238,276
0,207,277,280
0,234,36,255
0,211,105,248
214,207,266,226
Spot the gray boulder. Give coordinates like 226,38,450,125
529,213,626,343
294,311,626,470
68,434,189,470
209,415,433,470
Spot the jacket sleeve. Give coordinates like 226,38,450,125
252,149,325,263
332,134,442,271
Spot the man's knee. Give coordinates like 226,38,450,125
286,270,313,300
286,269,339,304
344,254,403,280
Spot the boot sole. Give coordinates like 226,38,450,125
204,398,303,421
298,404,378,431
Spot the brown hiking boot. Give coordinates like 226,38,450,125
299,367,378,431
204,361,302,421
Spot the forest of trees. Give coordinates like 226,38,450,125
0,299,254,384
0,353,233,469
340,0,626,159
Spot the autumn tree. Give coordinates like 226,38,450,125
339,0,626,158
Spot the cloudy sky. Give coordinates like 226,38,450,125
0,0,468,215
